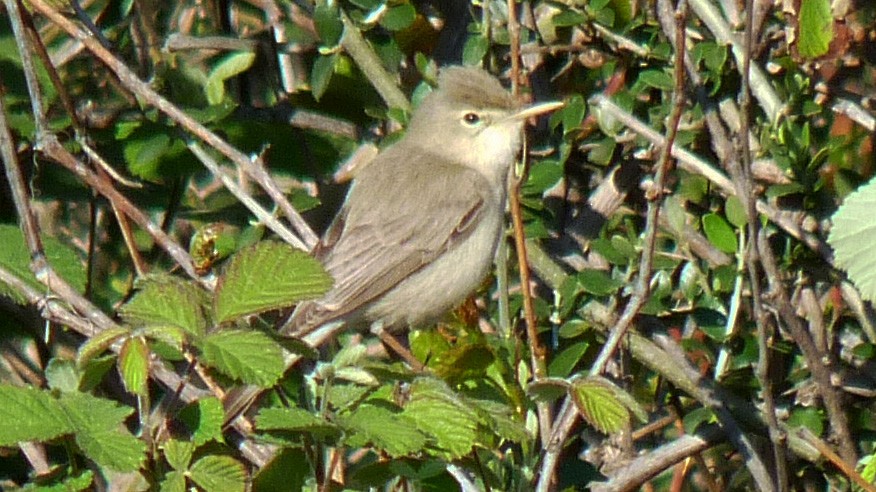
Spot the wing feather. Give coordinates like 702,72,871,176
285,146,492,334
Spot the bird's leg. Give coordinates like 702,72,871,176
370,321,425,372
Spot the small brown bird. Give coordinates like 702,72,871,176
281,66,562,337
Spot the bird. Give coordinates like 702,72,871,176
222,65,561,424
280,65,563,338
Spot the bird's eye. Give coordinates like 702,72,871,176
462,113,481,125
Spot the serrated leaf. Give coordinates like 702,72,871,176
257,406,331,430
214,241,332,323
197,330,285,387
335,366,379,386
0,385,71,445
311,53,338,102
343,404,427,457
571,377,630,434
797,0,832,59
332,342,367,368
829,178,876,303
401,378,481,458
527,377,571,403
0,224,86,304
45,358,81,393
160,470,187,492
24,470,94,491
60,392,145,471
79,355,116,392
163,439,195,471
431,343,494,385
140,324,187,350
470,398,529,443
119,336,149,396
77,326,130,368
178,397,225,446
189,455,247,492
205,52,256,105
120,275,208,336
702,213,737,254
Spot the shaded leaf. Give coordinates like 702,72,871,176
189,455,247,492
0,224,86,304
205,52,256,105
178,397,225,446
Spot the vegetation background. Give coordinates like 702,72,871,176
0,0,875,489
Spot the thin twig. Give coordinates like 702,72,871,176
796,427,876,492
25,0,318,251
739,0,785,487
590,0,687,375
188,142,309,250
339,11,410,112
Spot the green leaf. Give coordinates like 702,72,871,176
462,36,489,66
205,52,256,105
160,471,187,492
797,0,832,59
189,455,247,492
0,385,71,445
197,330,285,387
45,358,81,393
342,404,427,457
548,341,589,378
577,269,622,296
0,224,86,304
380,3,416,31
60,392,145,472
163,439,195,471
570,376,630,434
401,378,481,458
638,69,674,90
724,196,748,228
702,213,737,254
787,407,824,436
829,178,876,303
178,397,225,446
314,2,343,47
77,327,130,368
214,241,332,323
257,407,340,440
120,275,208,336
527,377,571,403
311,53,338,102
551,9,587,27
431,343,495,385
118,337,149,396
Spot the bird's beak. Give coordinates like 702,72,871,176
504,100,565,122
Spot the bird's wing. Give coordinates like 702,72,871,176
288,149,494,333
